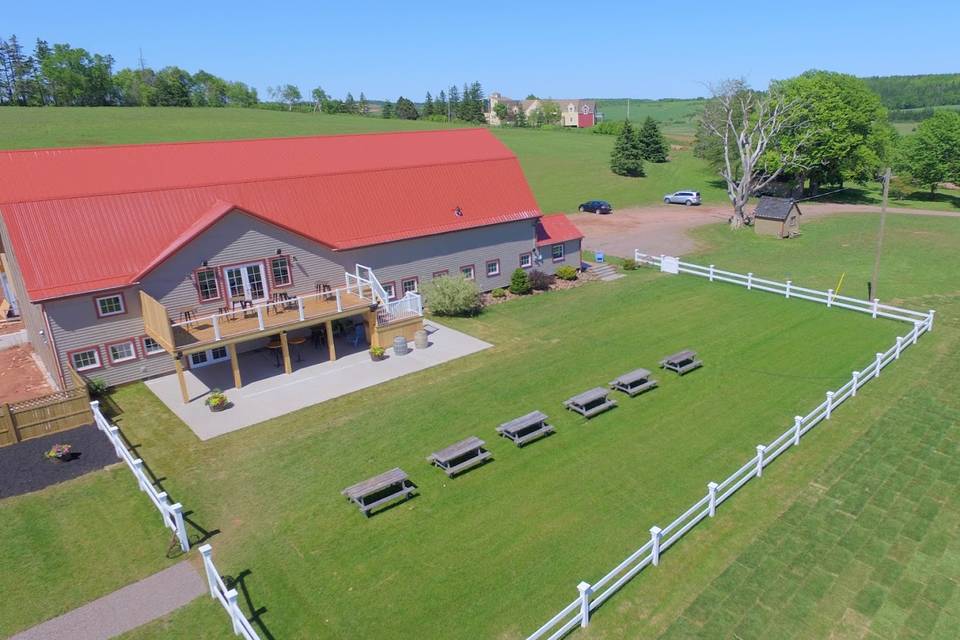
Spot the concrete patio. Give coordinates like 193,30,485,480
145,321,491,440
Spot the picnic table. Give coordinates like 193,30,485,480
496,411,554,447
426,436,491,477
609,368,658,397
659,349,703,375
341,467,416,517
564,387,617,418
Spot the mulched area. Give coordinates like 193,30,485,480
0,424,119,499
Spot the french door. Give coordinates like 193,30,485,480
224,263,268,303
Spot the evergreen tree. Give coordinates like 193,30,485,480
358,91,368,115
637,116,669,162
381,99,394,118
509,268,531,295
514,107,528,128
394,96,419,120
344,92,357,113
457,82,470,120
423,91,434,117
436,89,448,119
448,84,460,120
610,120,645,177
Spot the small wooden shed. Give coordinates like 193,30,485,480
753,196,802,238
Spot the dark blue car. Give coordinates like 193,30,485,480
578,200,613,214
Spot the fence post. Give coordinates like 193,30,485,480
852,371,860,397
913,321,921,344
297,296,305,322
90,399,100,422
577,582,592,628
650,526,663,566
226,588,242,634
785,280,791,299
707,482,718,517
825,391,835,419
927,310,935,332
827,289,834,308
872,298,879,319
157,491,171,528
170,502,189,552
895,336,903,359
875,352,883,377
755,445,766,477
709,264,715,282
131,458,147,492
212,315,221,341
747,272,753,290
794,416,802,446
199,544,218,598
108,425,124,458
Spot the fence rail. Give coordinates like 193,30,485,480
200,545,262,640
91,401,189,552
528,255,935,639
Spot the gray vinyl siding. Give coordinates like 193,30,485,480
539,239,582,275
44,210,552,387
0,212,61,388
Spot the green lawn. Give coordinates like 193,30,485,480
594,98,706,136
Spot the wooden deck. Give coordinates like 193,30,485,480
172,291,371,351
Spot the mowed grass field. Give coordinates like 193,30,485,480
594,98,706,136
0,107,727,212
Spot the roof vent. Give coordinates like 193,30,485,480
453,206,463,217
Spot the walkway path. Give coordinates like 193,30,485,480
11,561,205,640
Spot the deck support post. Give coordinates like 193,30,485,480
227,343,242,389
577,581,592,628
325,320,337,362
365,311,379,349
173,352,189,404
707,482,718,517
280,331,292,374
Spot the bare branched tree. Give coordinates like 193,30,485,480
701,79,809,228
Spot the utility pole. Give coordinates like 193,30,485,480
870,167,891,299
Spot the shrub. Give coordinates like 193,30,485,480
528,270,554,291
621,259,638,271
555,265,578,281
491,288,507,299
509,268,531,295
592,120,625,136
87,378,109,397
421,275,483,316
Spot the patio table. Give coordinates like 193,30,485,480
266,339,282,367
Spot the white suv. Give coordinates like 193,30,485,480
663,190,701,206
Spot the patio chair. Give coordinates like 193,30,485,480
352,323,366,347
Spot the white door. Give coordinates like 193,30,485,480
224,263,269,303
189,346,229,369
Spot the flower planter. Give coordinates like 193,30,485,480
208,403,228,412
370,353,386,362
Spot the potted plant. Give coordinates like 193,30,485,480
205,389,229,412
369,345,386,361
45,443,73,463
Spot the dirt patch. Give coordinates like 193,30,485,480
0,346,54,403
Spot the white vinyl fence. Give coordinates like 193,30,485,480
527,255,936,640
91,401,189,552
200,545,262,640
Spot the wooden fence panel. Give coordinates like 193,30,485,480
0,387,93,447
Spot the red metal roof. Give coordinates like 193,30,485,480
536,215,584,247
0,129,542,301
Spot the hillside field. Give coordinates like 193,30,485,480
594,98,705,136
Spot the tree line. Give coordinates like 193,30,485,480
862,73,960,110
0,34,258,107
383,82,486,122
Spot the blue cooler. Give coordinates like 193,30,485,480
595,251,605,263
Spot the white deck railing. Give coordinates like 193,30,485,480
527,255,935,639
199,545,262,640
377,291,424,325
91,401,189,552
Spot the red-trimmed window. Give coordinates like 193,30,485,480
519,252,533,269
551,244,565,262
382,281,397,300
460,264,475,280
94,293,126,318
432,270,449,279
195,268,221,302
69,346,103,372
485,259,501,277
401,277,419,294
107,340,138,365
141,336,166,357
270,256,293,288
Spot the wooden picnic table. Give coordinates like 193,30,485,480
426,436,491,477
659,349,703,375
564,387,617,418
341,467,416,517
609,368,658,397
496,410,554,447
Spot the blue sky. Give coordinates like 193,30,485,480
7,1,959,100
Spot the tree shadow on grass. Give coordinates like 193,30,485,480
224,569,275,640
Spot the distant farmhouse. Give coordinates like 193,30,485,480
485,93,598,128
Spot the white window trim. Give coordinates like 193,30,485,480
196,268,220,301
96,294,125,317
486,260,500,277
461,266,475,281
519,253,533,269
401,278,418,294
383,283,397,300
552,244,565,261
142,336,166,356
72,349,102,372
108,341,138,364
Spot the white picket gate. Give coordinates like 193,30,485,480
527,255,935,639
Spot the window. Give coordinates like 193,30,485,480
401,277,419,294
107,340,137,364
141,336,166,356
70,347,102,372
270,256,292,287
519,253,533,269
195,268,220,301
460,265,475,280
94,294,125,318
382,282,397,300
551,244,565,262
486,259,500,277
432,270,449,279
